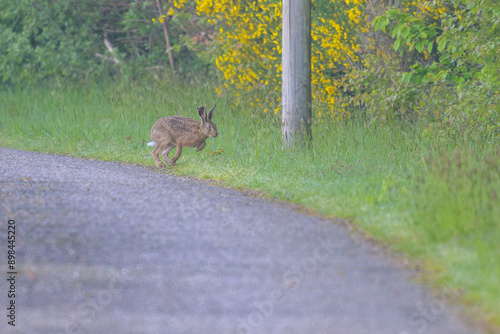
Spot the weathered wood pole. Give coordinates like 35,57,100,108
282,0,312,147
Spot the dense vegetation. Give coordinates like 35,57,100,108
1,0,499,330
2,0,499,136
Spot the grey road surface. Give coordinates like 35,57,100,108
0,147,479,334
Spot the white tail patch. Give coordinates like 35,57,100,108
147,141,157,147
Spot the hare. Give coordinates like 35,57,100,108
148,103,218,167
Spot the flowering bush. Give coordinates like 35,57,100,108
195,0,366,118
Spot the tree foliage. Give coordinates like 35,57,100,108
0,0,210,86
0,0,103,83
347,0,499,137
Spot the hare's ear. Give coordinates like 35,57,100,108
198,106,207,122
208,103,216,121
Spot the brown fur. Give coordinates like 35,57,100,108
150,104,218,167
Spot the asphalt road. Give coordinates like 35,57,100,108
0,147,479,334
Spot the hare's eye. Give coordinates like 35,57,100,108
207,124,212,129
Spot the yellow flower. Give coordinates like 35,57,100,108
196,0,367,116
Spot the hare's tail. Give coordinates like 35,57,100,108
147,141,157,147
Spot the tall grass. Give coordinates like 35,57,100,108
1,80,499,327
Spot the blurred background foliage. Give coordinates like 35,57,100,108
1,0,498,137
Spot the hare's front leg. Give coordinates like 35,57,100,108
196,141,206,152
170,145,183,166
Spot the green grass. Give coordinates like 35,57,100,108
1,79,499,329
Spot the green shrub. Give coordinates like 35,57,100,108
346,0,500,138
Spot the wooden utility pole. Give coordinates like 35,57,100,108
282,0,312,147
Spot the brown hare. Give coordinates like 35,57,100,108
148,103,218,167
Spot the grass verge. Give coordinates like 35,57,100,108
1,79,499,329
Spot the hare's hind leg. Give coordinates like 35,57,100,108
152,139,173,168
152,144,166,168
161,143,175,166
170,144,183,166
